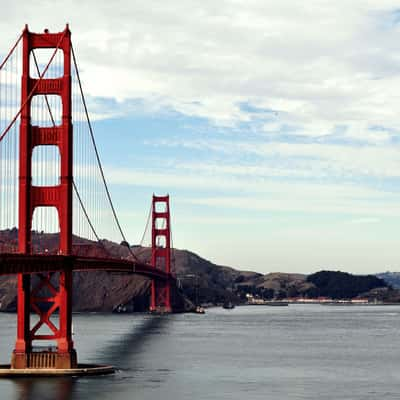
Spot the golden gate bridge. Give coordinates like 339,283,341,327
0,25,176,372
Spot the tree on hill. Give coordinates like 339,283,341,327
306,270,387,299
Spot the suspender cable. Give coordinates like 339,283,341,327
139,201,152,247
71,44,138,262
31,50,103,245
72,181,101,242
0,33,23,71
0,31,66,143
32,51,56,126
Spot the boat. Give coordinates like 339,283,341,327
194,306,205,314
223,301,235,309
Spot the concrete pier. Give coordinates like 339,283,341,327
0,364,115,377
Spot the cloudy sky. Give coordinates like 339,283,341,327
1,1,400,274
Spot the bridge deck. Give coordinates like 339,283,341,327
0,254,172,281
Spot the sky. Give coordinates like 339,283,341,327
1,1,400,274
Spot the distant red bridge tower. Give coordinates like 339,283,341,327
150,195,172,313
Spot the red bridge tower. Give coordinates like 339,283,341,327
12,25,76,369
150,195,172,313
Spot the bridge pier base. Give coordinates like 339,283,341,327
11,349,77,370
150,280,172,313
11,269,77,370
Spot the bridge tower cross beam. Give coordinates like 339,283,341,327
150,195,172,313
12,25,76,369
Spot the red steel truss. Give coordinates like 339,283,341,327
150,195,172,313
12,25,76,369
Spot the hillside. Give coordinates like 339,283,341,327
0,229,398,311
234,272,315,300
0,229,257,312
306,270,387,299
376,272,400,289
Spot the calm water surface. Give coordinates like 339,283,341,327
1,305,400,399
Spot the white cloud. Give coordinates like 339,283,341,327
1,1,400,136
347,217,381,225
103,164,400,218
182,195,400,218
150,136,400,180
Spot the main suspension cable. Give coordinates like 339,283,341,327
71,44,138,261
31,49,102,245
139,201,153,247
31,51,56,126
0,31,66,143
170,208,175,276
72,181,101,242
0,33,22,71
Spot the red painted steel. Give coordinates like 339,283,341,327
150,195,172,313
2,25,177,369
12,25,76,369
0,253,171,280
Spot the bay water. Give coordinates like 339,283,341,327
0,304,400,399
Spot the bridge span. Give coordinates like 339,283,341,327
0,25,177,372
0,253,173,280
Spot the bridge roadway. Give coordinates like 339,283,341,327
0,254,172,281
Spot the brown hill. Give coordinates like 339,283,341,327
0,229,258,311
233,271,315,300
3,229,390,310
0,229,179,312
